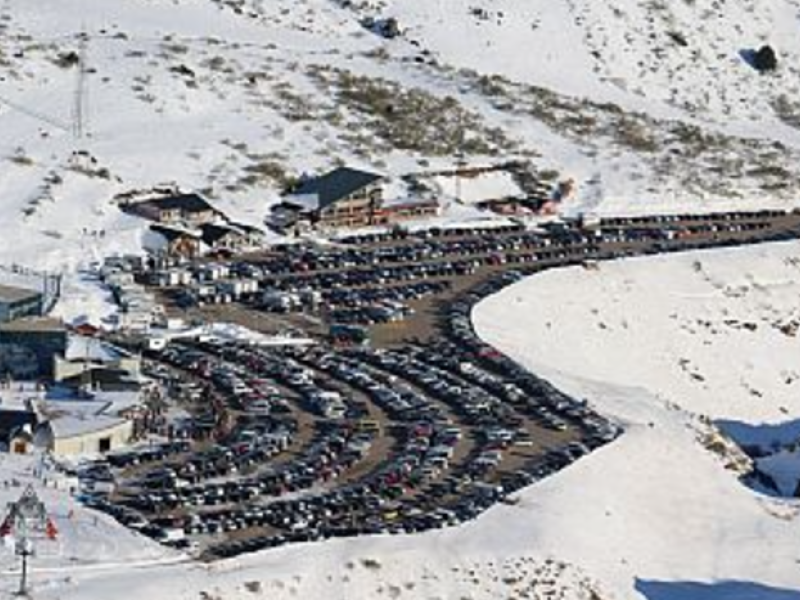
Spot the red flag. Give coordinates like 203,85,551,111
0,516,12,538
45,517,58,541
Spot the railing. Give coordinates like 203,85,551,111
0,264,63,316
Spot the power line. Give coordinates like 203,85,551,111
72,28,89,140
0,94,70,130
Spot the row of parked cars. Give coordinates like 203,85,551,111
83,323,615,558
261,210,790,280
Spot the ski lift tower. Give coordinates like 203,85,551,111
0,485,58,597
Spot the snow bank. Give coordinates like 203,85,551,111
473,241,800,598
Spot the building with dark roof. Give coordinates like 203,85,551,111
291,167,383,211
0,284,43,323
126,193,224,227
274,167,385,230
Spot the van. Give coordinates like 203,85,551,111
158,527,186,542
428,445,454,459
355,419,381,435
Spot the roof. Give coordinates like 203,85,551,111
41,391,141,417
0,284,41,305
229,221,264,235
45,414,129,440
0,409,38,439
150,223,203,241
0,317,64,334
72,323,101,336
60,367,142,390
65,336,133,363
199,222,264,246
289,167,383,211
200,222,241,246
145,193,216,213
37,390,141,440
10,428,33,442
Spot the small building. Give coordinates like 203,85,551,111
475,198,542,216
0,384,140,456
200,222,265,253
8,426,34,455
146,224,203,259
0,318,68,379
273,166,384,230
0,284,43,323
381,199,441,223
215,278,258,299
112,283,160,332
54,336,142,392
126,193,224,226
34,415,133,455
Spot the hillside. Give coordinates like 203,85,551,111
3,1,800,277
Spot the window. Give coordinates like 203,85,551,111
98,437,112,453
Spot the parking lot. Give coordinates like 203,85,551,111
81,208,800,559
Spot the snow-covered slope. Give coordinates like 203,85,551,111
0,454,170,573
3,0,800,279
477,241,800,423
473,240,800,599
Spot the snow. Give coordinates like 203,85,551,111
64,336,129,363
204,322,315,347
0,454,170,574
2,1,800,598
383,0,617,102
430,170,524,205
477,240,800,423
473,240,800,598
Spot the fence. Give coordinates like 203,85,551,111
0,264,63,315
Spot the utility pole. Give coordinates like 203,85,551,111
0,0,10,35
454,113,467,205
455,163,462,204
17,534,31,597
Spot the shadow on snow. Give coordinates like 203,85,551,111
636,579,800,600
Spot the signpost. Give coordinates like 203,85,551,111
0,485,58,597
